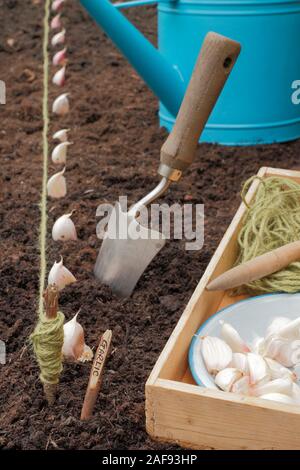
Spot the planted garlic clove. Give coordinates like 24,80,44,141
215,368,242,392
201,336,232,376
51,13,61,30
53,47,67,67
260,393,295,405
52,66,66,87
48,257,76,291
51,141,72,164
52,212,77,241
52,93,70,115
266,317,289,339
52,0,65,11
220,321,250,354
247,353,269,385
253,378,293,397
53,128,70,143
51,29,66,47
47,167,67,198
265,357,297,382
231,375,251,395
231,353,249,374
276,317,300,341
62,312,93,363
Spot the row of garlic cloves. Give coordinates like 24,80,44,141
201,318,300,405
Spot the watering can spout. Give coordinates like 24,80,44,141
79,0,185,116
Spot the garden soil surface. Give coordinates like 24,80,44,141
0,0,300,450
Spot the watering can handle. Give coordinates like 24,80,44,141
159,32,241,179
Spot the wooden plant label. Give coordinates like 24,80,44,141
80,330,112,420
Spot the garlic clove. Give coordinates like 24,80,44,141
266,317,290,339
215,368,242,392
62,312,93,363
52,93,70,115
53,47,67,67
253,378,293,397
264,337,299,368
265,357,297,382
277,317,300,341
52,0,65,12
231,375,251,395
51,13,61,30
52,212,77,241
52,66,66,87
292,383,300,404
48,257,76,291
53,128,70,142
47,167,67,198
220,321,250,354
51,141,72,164
51,29,66,48
260,393,295,405
201,336,232,376
231,353,249,374
247,353,269,385
252,336,265,355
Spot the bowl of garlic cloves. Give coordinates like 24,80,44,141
189,293,300,405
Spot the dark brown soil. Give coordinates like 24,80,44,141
0,0,299,450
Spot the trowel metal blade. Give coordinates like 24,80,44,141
94,203,165,298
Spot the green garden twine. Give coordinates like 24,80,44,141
236,175,300,295
30,311,65,385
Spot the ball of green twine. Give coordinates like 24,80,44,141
30,311,65,385
236,175,300,295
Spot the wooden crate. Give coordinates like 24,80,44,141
146,167,300,450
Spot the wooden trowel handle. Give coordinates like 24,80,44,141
160,32,241,174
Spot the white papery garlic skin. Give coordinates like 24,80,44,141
48,257,76,291
52,66,66,87
231,376,250,395
62,313,93,363
260,393,295,405
264,337,300,368
253,378,293,397
231,353,249,375
53,128,70,143
201,336,232,376
52,0,65,12
215,368,242,392
220,321,250,353
53,48,67,67
51,13,61,30
247,353,269,385
52,93,70,115
51,141,72,164
47,167,67,198
51,29,66,47
52,213,77,241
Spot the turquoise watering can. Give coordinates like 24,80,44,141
79,0,300,145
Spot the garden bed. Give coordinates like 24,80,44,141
1,0,300,450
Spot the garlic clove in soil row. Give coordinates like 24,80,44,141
51,13,62,30
51,29,66,48
52,66,66,87
51,141,72,164
52,212,77,242
62,312,93,363
53,128,70,142
48,257,76,291
201,336,232,376
52,93,70,116
52,0,65,13
53,48,67,67
47,167,67,198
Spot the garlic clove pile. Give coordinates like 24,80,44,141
51,141,72,164
52,66,66,87
51,13,61,30
53,128,70,142
62,312,93,363
201,336,232,376
52,93,70,115
53,48,67,67
52,212,77,241
260,393,295,405
220,321,250,354
215,368,242,392
48,257,76,291
51,29,66,48
47,167,67,198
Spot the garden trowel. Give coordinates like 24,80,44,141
95,32,241,297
